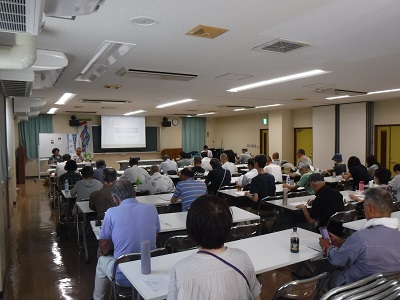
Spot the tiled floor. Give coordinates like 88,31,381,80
3,179,300,300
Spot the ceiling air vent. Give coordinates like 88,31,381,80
217,105,255,109
315,88,367,96
78,99,131,104
116,68,197,82
186,24,228,39
65,111,97,114
1,80,32,96
253,38,311,53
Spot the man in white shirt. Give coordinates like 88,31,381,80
71,147,84,163
201,152,212,171
236,158,258,188
136,165,175,195
221,153,237,175
120,157,150,183
55,154,71,177
237,148,252,163
159,155,178,174
272,152,283,166
201,145,213,158
264,155,283,182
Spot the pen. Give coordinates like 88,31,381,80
164,222,172,227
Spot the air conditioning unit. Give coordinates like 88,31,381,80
44,0,106,17
0,0,44,35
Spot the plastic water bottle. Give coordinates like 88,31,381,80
359,181,364,191
141,240,151,275
283,188,288,205
136,177,141,186
286,175,290,185
290,227,299,253
64,179,69,193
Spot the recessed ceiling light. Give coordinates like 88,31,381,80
196,112,216,116
123,110,146,116
55,93,76,105
131,16,157,26
156,99,196,108
254,104,282,109
47,108,58,114
227,70,330,93
326,95,350,100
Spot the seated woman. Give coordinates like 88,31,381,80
366,154,381,180
59,160,83,188
342,156,369,191
168,195,261,300
350,167,392,202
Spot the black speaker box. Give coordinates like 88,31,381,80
69,119,80,126
162,121,171,127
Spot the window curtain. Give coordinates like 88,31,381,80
19,114,53,159
182,117,206,153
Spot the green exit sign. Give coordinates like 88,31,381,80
262,118,268,125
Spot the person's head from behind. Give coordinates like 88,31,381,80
297,148,306,159
247,158,255,170
254,154,267,169
179,151,186,159
150,165,160,175
76,147,82,155
65,160,77,172
272,152,279,160
103,168,117,185
210,158,221,170
111,179,135,205
298,162,311,175
203,145,209,151
393,164,400,174
363,188,393,219
241,148,248,154
162,155,170,161
62,154,71,162
374,167,391,185
194,156,202,166
96,159,106,169
180,167,194,180
347,156,361,168
266,155,272,165
220,153,228,163
308,173,325,193
81,166,94,179
201,151,208,158
52,148,60,156
187,195,232,249
331,153,343,164
129,157,139,167
366,154,379,167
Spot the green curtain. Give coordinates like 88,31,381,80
182,117,206,153
19,114,53,159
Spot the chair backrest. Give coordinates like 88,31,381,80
258,195,283,212
320,273,385,300
81,197,90,202
164,235,197,253
326,209,358,238
288,191,307,198
229,223,261,241
342,280,400,300
164,202,182,213
167,170,177,175
272,272,330,300
392,201,400,212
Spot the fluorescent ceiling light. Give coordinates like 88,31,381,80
123,110,146,116
156,99,195,108
254,104,282,109
227,70,330,93
326,95,350,100
233,108,248,111
55,93,76,105
47,107,58,114
75,41,137,82
367,88,400,95
196,112,216,116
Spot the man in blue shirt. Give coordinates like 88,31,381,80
93,179,160,300
318,188,400,288
171,167,207,211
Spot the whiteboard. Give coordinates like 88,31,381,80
39,133,76,158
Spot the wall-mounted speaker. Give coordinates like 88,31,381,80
162,117,171,127
69,115,80,126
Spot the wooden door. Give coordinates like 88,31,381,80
375,125,400,176
260,129,269,155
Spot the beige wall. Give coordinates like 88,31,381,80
293,108,313,128
374,98,400,125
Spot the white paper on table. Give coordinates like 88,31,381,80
143,276,169,293
302,238,322,252
235,191,245,196
289,201,311,208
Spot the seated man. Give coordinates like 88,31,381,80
205,158,231,195
272,152,282,166
296,149,312,167
72,147,84,163
318,188,400,288
244,154,276,213
70,166,103,202
236,158,258,189
92,179,160,300
296,173,345,236
171,168,207,211
89,168,117,220
159,155,178,174
237,148,252,163
136,165,175,195
264,155,283,182
192,156,205,177
120,157,150,184
388,163,400,201
201,145,213,158
200,151,212,171
93,159,106,183
177,151,191,168
220,153,237,175
326,153,347,176
283,163,314,195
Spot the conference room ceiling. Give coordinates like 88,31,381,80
4,0,400,118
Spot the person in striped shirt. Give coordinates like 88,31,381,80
170,168,207,211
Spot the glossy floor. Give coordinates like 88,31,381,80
3,179,300,300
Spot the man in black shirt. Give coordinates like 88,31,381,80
205,158,231,194
296,173,345,236
192,156,205,177
244,154,276,211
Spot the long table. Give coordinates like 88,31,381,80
135,193,173,207
119,228,322,300
343,211,400,231
76,201,96,262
